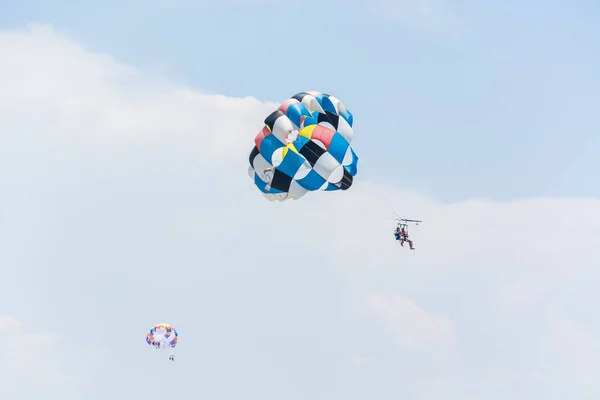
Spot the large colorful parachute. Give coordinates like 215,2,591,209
146,323,178,361
248,91,359,201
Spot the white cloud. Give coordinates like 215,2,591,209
0,316,71,398
0,24,276,169
366,294,455,352
536,309,600,394
1,24,600,399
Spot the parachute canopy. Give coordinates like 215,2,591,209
248,91,359,201
146,323,178,349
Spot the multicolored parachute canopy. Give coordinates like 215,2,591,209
146,323,178,348
248,91,359,201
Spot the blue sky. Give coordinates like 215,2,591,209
2,0,599,201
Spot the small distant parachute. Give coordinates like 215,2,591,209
146,323,178,361
248,91,359,201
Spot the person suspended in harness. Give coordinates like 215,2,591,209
394,226,415,250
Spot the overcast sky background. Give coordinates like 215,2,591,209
1,1,600,399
